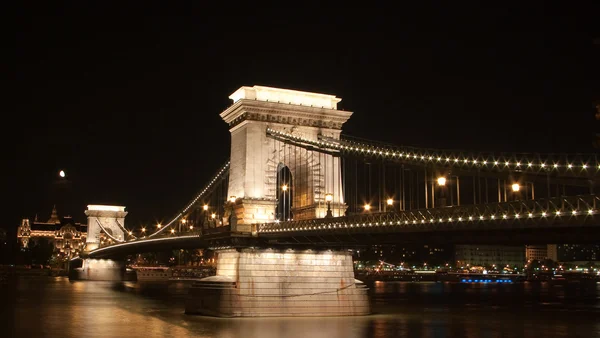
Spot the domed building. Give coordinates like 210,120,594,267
17,205,87,258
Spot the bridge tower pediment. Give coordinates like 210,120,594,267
221,85,352,232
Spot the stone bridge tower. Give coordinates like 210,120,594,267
84,205,127,251
220,85,352,232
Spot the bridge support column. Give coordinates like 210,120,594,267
185,248,370,317
68,258,125,281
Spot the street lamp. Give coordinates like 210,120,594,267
325,193,333,218
157,223,162,229
364,204,371,212
281,185,288,221
512,183,520,192
229,196,236,203
437,176,447,207
59,170,66,178
386,198,393,212
203,205,208,211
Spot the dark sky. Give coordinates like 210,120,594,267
9,3,598,234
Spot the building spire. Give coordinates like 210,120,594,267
47,204,60,223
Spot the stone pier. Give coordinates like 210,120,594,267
185,248,370,317
68,257,125,281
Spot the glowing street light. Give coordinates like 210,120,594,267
325,193,333,218
203,205,208,211
157,223,162,228
59,170,66,178
387,198,393,206
437,177,446,186
512,183,520,192
364,204,371,212
170,229,175,234
229,196,236,203
141,227,146,233
181,219,186,224
211,213,216,219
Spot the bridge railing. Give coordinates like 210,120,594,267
258,194,599,233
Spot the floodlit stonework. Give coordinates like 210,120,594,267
185,248,370,317
84,205,127,251
221,85,352,230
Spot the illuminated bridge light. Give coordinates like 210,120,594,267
494,161,499,165
582,164,588,169
555,211,561,216
540,163,546,168
473,160,478,164
515,213,520,218
437,157,442,161
448,217,453,222
463,159,468,163
528,213,533,218
568,164,573,169
430,219,435,223
554,163,559,168
505,162,510,166
458,217,462,221
491,215,495,219
516,162,521,166
482,160,487,165
479,216,484,220
439,218,443,222
528,162,533,167
542,212,547,217
572,210,577,215
405,221,409,224
446,158,450,162
502,214,507,219
468,216,473,220
589,209,595,215
454,158,459,162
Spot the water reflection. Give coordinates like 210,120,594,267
2,277,599,338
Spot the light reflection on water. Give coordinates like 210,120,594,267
2,277,599,338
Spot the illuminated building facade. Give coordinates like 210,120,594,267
17,206,87,258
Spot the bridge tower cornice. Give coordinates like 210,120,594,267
220,98,353,131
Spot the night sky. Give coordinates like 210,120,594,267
9,3,598,237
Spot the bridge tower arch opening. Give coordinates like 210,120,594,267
276,163,293,221
220,85,353,232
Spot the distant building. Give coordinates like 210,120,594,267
455,245,525,269
17,206,87,259
557,244,600,262
525,245,549,262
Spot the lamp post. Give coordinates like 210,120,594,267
511,183,520,201
437,176,447,207
386,198,393,212
325,193,333,218
203,205,208,229
282,184,288,221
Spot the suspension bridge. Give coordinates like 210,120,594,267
70,85,600,317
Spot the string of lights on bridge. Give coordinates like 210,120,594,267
260,209,598,233
259,194,599,233
266,128,599,175
141,161,230,238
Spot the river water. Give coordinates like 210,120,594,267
2,276,599,337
